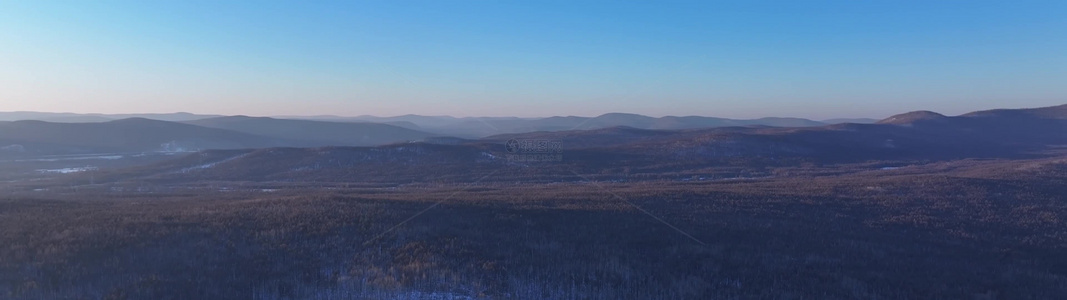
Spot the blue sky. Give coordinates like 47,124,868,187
1,1,1064,119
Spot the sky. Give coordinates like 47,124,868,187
1,1,1065,119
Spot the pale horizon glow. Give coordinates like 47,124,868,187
1,1,1065,120
3,101,1066,121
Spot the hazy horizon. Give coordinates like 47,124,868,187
3,100,1065,121
2,107,892,119
2,101,1059,121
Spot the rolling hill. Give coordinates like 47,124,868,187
0,111,221,122
67,103,1065,185
184,116,439,147
317,113,835,137
4,111,873,138
12,103,1066,184
0,118,290,156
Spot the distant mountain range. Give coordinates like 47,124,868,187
300,113,878,137
184,116,437,147
0,111,879,138
0,117,439,157
3,104,1062,163
487,104,1067,161
0,112,223,123
0,118,287,156
58,103,1067,184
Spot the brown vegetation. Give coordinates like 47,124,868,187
2,157,1066,299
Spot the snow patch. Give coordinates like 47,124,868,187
37,167,97,174
179,153,249,173
161,141,198,153
1,144,25,152
16,154,124,162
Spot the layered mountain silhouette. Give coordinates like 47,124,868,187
4,104,1064,169
0,117,437,157
185,116,437,147
0,118,287,156
2,109,883,137
333,113,838,137
68,104,1067,184
2,109,874,137
0,112,221,123
489,104,1067,161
